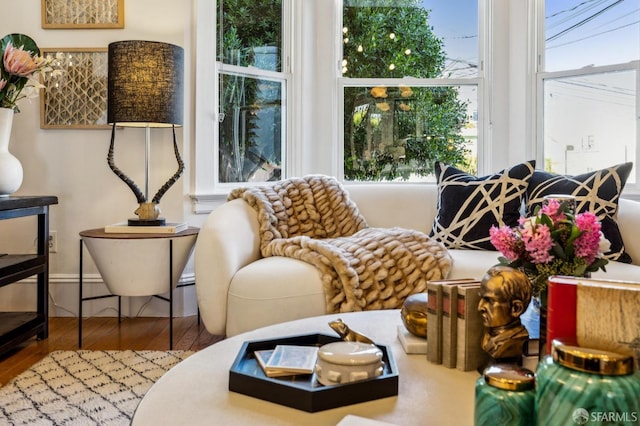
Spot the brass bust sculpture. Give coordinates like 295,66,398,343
400,293,428,338
478,266,532,361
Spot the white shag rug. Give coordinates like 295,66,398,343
0,350,194,425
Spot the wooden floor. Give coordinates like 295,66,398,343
0,316,223,386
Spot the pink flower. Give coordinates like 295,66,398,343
3,42,44,77
540,198,566,222
574,212,602,263
490,226,519,261
521,223,554,264
0,78,6,91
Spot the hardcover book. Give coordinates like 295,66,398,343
575,277,640,368
426,282,443,364
455,282,487,371
425,278,477,365
521,338,541,371
441,284,458,368
546,276,579,353
104,222,188,234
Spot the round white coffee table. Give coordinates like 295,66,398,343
132,310,478,425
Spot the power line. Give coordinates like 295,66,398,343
546,0,604,19
546,0,625,42
547,19,639,48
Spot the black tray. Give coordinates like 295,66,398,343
228,333,398,412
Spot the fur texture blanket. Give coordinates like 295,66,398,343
228,175,452,312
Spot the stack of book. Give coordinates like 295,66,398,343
254,345,319,378
547,275,640,368
426,278,489,371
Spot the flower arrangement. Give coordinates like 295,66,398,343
1,33,62,113
489,198,609,296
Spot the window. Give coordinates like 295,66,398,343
340,0,482,181
217,0,289,184
537,0,639,184
192,0,493,211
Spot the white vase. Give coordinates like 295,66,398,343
0,107,24,197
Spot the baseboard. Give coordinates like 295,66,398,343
0,273,199,318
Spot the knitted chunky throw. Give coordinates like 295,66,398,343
229,175,452,313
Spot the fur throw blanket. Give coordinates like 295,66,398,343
228,175,452,312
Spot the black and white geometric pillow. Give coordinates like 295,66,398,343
430,160,536,250
525,162,633,263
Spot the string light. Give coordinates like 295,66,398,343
405,49,411,55
389,32,395,40
344,37,349,44
357,45,363,52
388,64,395,70
343,27,348,34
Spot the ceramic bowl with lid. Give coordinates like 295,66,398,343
315,341,384,386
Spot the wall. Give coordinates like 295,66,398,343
0,0,199,318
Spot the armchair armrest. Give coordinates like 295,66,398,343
195,199,261,335
617,198,640,266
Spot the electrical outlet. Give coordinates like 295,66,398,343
49,231,57,253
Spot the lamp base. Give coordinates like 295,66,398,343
128,218,166,226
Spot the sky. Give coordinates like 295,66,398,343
421,0,639,74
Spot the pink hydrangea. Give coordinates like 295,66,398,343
573,212,602,263
489,225,520,261
521,223,554,264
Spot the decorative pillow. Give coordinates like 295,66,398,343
430,160,536,250
525,162,633,263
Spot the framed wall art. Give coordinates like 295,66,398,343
41,0,124,29
40,48,111,129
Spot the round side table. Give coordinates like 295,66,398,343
78,227,199,349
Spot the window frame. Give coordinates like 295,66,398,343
533,0,640,195
192,0,495,213
337,0,489,182
192,0,293,212
337,77,485,182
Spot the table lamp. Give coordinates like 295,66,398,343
107,40,184,226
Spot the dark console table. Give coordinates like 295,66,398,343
0,196,58,355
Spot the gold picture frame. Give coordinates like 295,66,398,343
41,0,124,29
40,48,111,129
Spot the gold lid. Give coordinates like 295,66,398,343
483,364,535,391
552,339,634,376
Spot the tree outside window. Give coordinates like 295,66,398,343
342,0,479,181
217,0,285,183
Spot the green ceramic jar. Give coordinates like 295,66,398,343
536,340,640,426
475,364,536,426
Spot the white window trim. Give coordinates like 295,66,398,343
191,0,504,213
191,0,293,213
533,0,640,196
535,61,640,195
336,0,489,179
